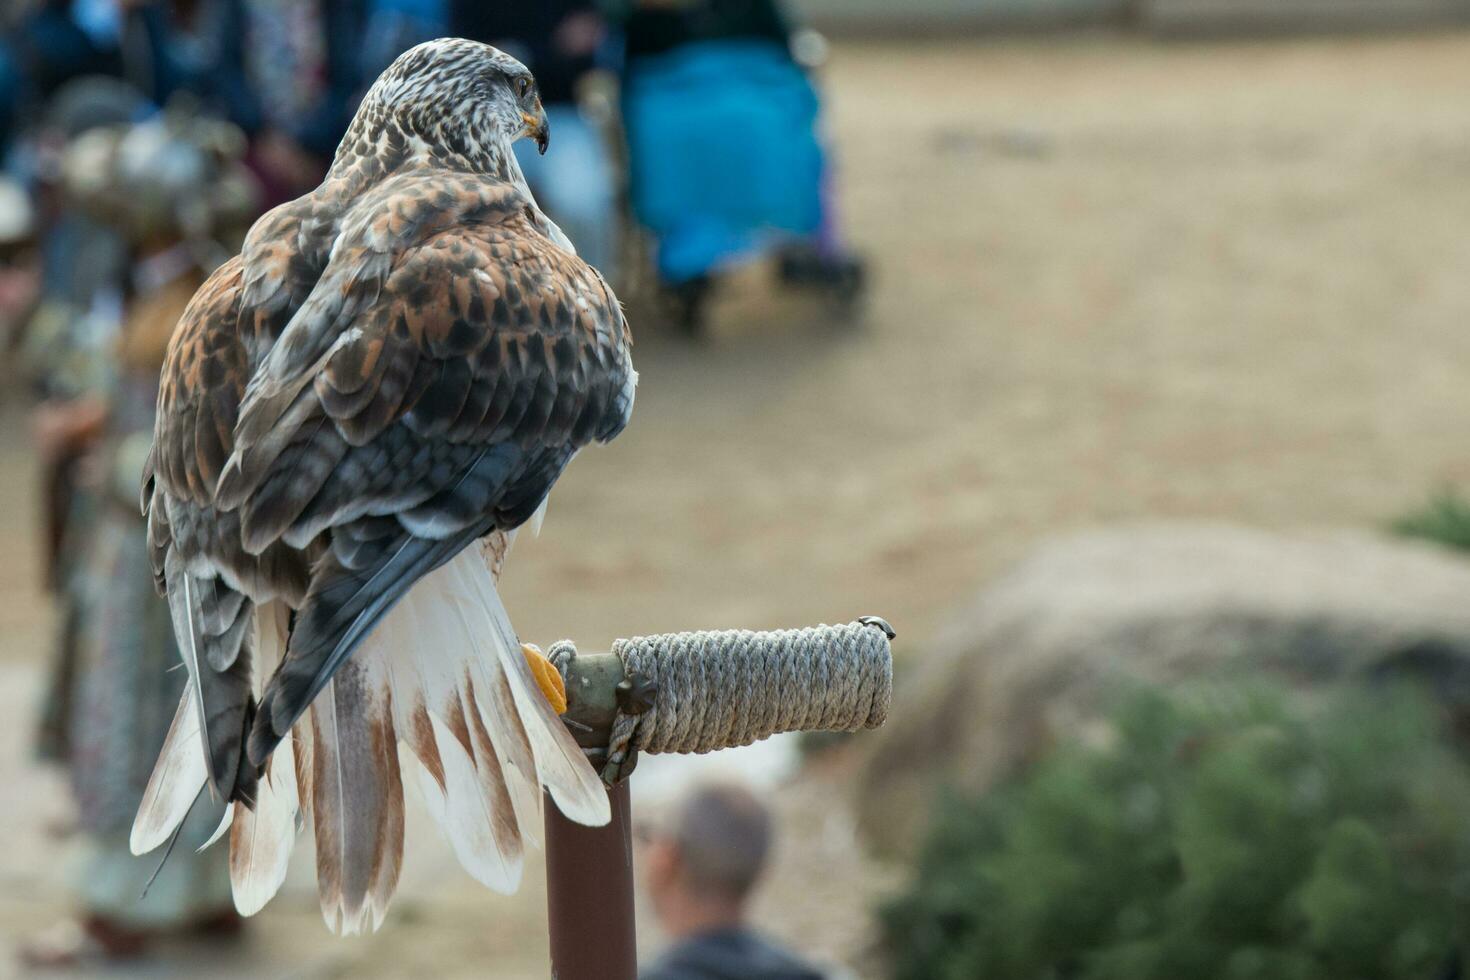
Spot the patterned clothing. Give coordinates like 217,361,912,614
224,0,367,158
242,0,327,133
67,377,181,833
62,266,232,923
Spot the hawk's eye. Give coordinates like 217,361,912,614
516,77,531,98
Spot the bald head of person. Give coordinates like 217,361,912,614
643,782,774,936
639,783,828,980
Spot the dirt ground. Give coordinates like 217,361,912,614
3,29,1470,979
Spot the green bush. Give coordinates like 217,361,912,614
879,683,1470,980
1392,490,1470,554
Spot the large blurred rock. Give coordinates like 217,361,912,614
859,522,1470,852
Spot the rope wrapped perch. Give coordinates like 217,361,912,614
548,618,894,784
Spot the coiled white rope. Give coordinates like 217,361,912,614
550,618,893,784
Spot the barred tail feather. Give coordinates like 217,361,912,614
451,546,609,827
347,544,607,903
139,541,606,927
364,585,527,892
229,600,301,915
311,657,405,935
424,710,523,891
294,709,315,824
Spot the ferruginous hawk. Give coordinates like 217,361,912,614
130,39,635,933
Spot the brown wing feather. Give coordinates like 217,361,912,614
155,258,247,505
230,196,632,555
149,255,313,604
147,235,317,802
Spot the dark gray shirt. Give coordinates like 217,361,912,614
641,928,825,980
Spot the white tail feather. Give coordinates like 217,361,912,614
230,736,297,914
446,551,609,826
444,589,544,840
131,682,209,855
200,802,234,852
465,673,543,849
525,498,549,538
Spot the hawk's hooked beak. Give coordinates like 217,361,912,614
522,108,550,155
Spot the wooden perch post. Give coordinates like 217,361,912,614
542,619,895,980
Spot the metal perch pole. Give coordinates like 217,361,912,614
541,618,896,980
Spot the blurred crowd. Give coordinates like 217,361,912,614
0,0,865,328
0,0,860,971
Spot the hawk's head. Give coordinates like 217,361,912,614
354,38,550,166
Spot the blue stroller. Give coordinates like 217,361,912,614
619,13,866,335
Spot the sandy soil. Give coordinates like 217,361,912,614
2,29,1470,979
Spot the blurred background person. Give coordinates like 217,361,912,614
0,0,191,141
20,107,257,969
0,0,355,199
359,0,447,91
21,77,147,768
614,0,865,333
221,0,365,205
0,176,41,354
1,0,128,143
451,0,618,281
640,782,825,980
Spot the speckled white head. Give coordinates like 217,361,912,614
341,38,549,176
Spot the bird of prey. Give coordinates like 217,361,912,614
129,39,634,933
